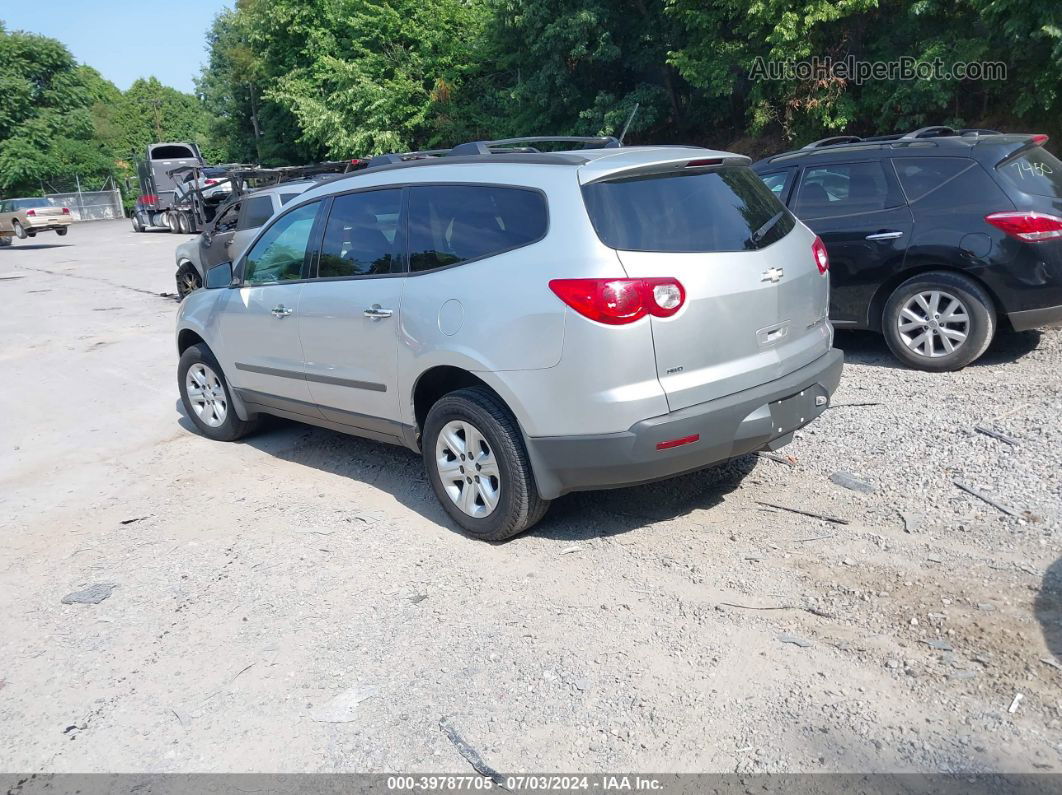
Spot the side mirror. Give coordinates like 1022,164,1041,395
205,261,233,289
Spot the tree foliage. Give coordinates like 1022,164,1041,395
4,0,1061,196
0,21,218,197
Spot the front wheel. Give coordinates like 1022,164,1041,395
176,263,202,300
178,343,259,441
882,271,995,371
423,387,550,541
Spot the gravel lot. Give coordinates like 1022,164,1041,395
1,220,1060,774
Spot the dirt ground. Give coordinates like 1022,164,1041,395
1,220,1060,774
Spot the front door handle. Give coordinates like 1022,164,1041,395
271,304,293,318
866,230,905,241
363,304,394,320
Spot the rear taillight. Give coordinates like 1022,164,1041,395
26,209,35,216
985,211,1062,242
1030,134,1050,147
548,278,686,325
61,207,70,215
812,236,829,274
139,194,157,206
204,179,218,186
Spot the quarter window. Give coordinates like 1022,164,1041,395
795,162,891,217
318,190,402,278
242,202,319,285
408,185,547,272
239,195,275,230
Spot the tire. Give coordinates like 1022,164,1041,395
175,263,202,300
56,227,68,236
167,212,179,232
131,214,143,233
422,386,550,541
177,213,188,234
12,221,26,240
882,271,995,371
178,343,259,442
0,236,11,247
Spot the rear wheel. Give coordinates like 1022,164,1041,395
12,221,26,239
882,271,994,371
423,387,550,541
131,214,143,233
178,343,259,442
176,263,202,300
56,227,68,236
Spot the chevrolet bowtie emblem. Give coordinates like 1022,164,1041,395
761,267,784,283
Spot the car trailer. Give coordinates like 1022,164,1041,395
162,159,370,235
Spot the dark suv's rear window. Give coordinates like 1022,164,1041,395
996,147,1062,199
582,167,795,252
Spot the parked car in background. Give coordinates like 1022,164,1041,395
174,181,316,299
174,166,234,204
0,198,72,246
754,126,1062,370
175,137,841,540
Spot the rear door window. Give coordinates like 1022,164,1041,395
238,195,275,230
582,167,794,252
892,157,974,203
317,189,402,278
795,162,893,217
407,185,548,272
996,147,1062,199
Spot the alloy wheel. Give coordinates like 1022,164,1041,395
185,363,228,427
897,290,969,358
434,420,501,518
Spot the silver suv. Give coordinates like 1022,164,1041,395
176,137,843,540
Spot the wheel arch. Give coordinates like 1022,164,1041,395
867,264,1001,332
177,328,206,356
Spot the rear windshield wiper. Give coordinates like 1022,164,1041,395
750,210,785,245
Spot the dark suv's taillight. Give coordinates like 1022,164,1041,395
985,211,1062,242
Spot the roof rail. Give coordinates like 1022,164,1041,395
901,126,959,140
365,150,449,168
800,135,864,150
448,136,621,156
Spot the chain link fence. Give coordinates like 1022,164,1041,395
40,177,125,222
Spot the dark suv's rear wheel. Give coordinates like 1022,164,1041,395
423,386,550,541
882,271,995,371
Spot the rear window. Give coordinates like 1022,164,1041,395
408,185,548,272
996,147,1062,199
150,145,196,160
14,198,49,209
582,167,795,252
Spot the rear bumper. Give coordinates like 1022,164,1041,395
526,349,844,499
1008,303,1062,331
26,217,71,229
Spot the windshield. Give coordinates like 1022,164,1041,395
582,167,795,252
996,146,1062,199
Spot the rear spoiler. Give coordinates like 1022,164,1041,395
578,150,751,185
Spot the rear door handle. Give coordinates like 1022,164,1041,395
866,231,904,241
363,305,393,320
271,305,293,318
